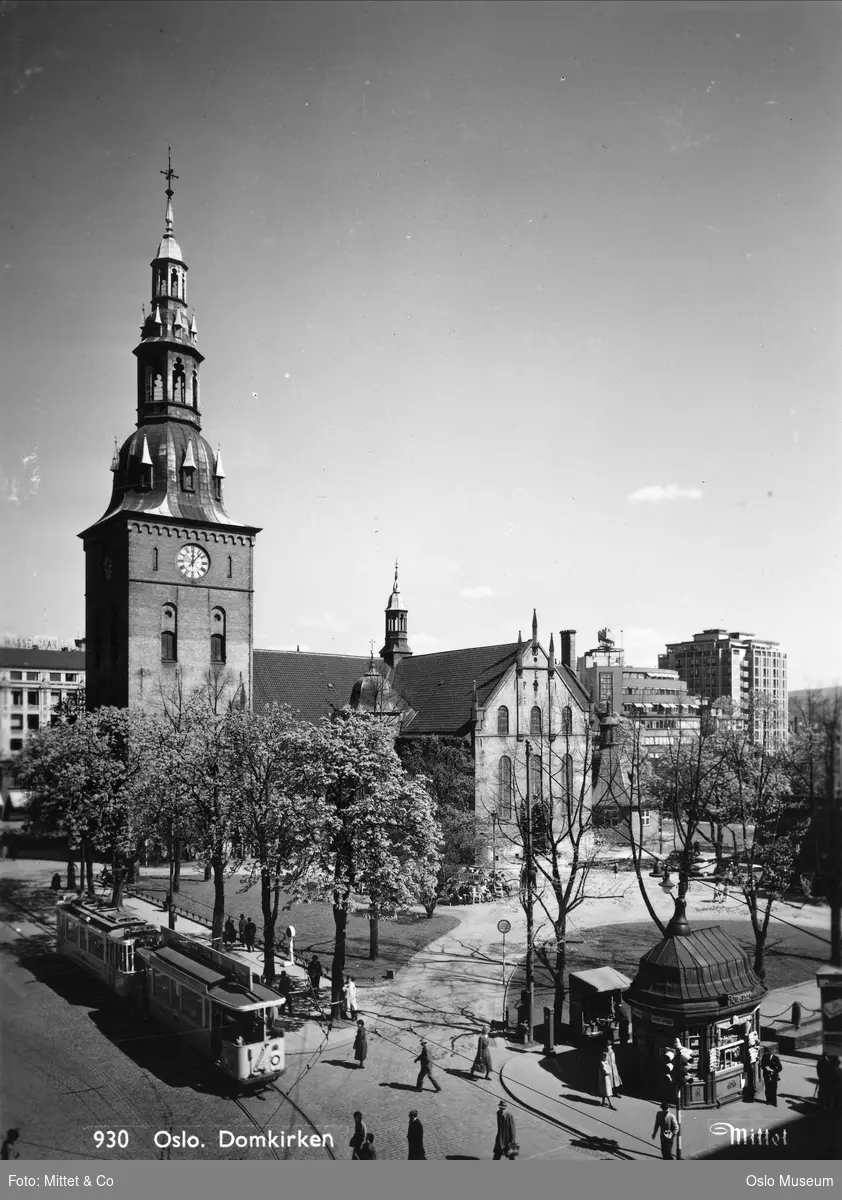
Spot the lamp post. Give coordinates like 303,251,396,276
524,740,535,1043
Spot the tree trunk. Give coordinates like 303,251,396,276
173,837,182,893
204,862,212,882
66,842,76,891
84,843,95,897
332,898,348,1019
369,900,380,960
211,857,226,945
553,940,567,1043
260,870,277,985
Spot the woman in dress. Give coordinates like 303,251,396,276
598,1048,616,1110
353,1019,368,1070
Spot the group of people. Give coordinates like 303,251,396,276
598,1041,623,1110
349,1100,517,1161
223,914,257,952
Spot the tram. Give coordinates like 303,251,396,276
137,928,286,1086
55,896,161,998
55,900,286,1087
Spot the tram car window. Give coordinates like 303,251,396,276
181,988,204,1024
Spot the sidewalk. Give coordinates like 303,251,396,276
500,1033,822,1160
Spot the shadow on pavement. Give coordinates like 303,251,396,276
379,1082,424,1092
320,1059,360,1070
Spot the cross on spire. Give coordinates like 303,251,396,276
160,147,178,197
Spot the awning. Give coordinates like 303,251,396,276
570,967,633,994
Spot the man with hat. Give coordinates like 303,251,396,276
414,1038,442,1092
493,1101,517,1161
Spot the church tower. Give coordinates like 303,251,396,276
380,562,412,670
79,154,260,712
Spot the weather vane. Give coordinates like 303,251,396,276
160,147,178,196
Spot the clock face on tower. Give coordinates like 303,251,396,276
176,544,210,580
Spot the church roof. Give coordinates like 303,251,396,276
392,643,518,735
253,643,592,734
253,650,378,722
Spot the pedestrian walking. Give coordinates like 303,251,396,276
341,976,350,1020
761,1049,783,1107
470,1025,493,1080
407,1110,426,1159
1,1129,20,1160
618,1010,630,1046
607,1041,622,1098
277,970,293,1017
349,1111,367,1160
244,918,257,953
493,1100,518,1160
358,1133,377,1160
51,872,62,892
415,1039,442,1092
238,913,246,945
307,955,323,997
223,916,236,949
651,1101,678,1159
346,975,358,1020
598,1048,616,1110
353,1020,368,1069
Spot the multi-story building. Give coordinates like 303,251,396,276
577,630,703,759
0,641,86,818
659,629,787,751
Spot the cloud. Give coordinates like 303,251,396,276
627,483,703,503
458,585,495,599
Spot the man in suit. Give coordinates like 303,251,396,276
407,1110,426,1159
493,1101,517,1160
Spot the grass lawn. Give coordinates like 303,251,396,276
128,875,459,988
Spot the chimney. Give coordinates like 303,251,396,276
560,629,576,670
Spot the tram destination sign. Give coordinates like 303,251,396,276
726,991,754,1006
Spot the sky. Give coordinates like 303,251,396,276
1,0,840,690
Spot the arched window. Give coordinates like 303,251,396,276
151,372,163,404
498,756,512,821
211,608,226,664
562,753,574,799
562,705,573,735
153,547,159,571
161,606,177,663
497,705,509,735
192,371,198,410
173,359,186,404
530,706,542,737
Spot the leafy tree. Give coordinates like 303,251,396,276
311,711,441,1011
17,707,154,902
398,735,485,916
223,705,328,985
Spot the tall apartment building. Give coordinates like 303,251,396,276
658,629,787,751
0,641,86,818
577,630,703,759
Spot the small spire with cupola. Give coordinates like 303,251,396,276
133,149,204,432
380,559,412,669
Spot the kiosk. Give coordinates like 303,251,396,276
626,897,767,1108
569,967,632,1041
